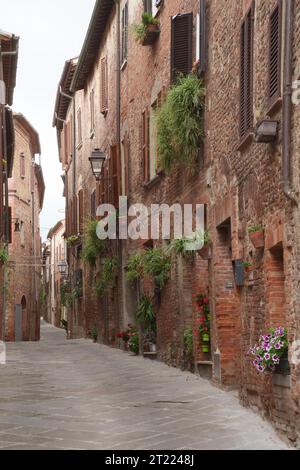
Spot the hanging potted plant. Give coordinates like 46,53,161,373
248,225,265,249
133,12,160,46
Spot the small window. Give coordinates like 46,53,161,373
171,13,193,83
91,189,96,218
121,3,128,64
20,153,25,178
100,58,108,115
268,1,282,106
240,2,254,140
77,108,82,144
90,89,95,134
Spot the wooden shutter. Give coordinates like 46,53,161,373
77,108,82,143
90,90,95,132
20,153,25,178
73,195,78,235
269,1,282,103
100,58,108,114
124,133,129,196
198,0,207,75
122,3,128,63
142,109,150,182
171,13,193,83
69,200,73,235
78,190,84,234
69,115,73,157
91,190,96,218
7,207,12,244
111,145,120,208
240,3,254,139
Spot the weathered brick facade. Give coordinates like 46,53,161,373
5,114,44,341
53,0,300,446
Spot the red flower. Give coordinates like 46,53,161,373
203,297,209,304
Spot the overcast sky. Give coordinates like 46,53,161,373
0,0,95,240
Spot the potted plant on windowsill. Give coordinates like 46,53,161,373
133,12,160,46
248,225,265,249
194,293,211,354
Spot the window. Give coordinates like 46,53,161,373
142,109,150,182
78,189,84,234
91,189,96,218
20,153,25,178
121,3,128,64
90,89,95,134
196,0,207,75
121,134,129,196
77,108,82,144
269,1,282,106
240,3,254,140
171,13,193,83
144,0,160,16
100,57,108,115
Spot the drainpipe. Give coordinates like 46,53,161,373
282,0,298,204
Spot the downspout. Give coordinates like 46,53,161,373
282,0,298,204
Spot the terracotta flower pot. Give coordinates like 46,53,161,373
198,244,211,260
249,231,265,249
142,23,160,46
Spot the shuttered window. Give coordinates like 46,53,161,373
171,13,193,83
73,194,78,235
20,153,25,178
7,207,12,244
90,89,95,133
77,108,82,143
100,58,108,115
240,3,254,140
197,0,207,75
111,145,120,208
269,1,282,104
121,3,128,64
91,190,96,218
78,189,84,234
142,109,150,182
121,134,130,196
143,0,152,13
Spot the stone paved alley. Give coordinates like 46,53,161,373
0,323,290,450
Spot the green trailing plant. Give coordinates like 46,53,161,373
39,288,47,306
60,282,82,307
91,326,98,342
129,331,139,355
166,230,211,258
242,261,252,268
143,248,171,289
157,73,205,172
0,244,9,265
184,326,194,356
81,219,105,266
126,253,144,283
94,257,118,297
133,12,159,43
136,295,156,332
66,235,79,247
248,224,264,233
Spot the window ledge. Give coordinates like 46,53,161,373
266,96,282,117
121,59,127,71
236,131,254,152
142,174,162,190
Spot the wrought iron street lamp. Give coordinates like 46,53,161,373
89,149,107,181
57,261,68,278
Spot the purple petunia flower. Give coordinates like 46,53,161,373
272,354,279,362
275,343,281,350
269,364,275,370
264,353,270,360
257,365,265,372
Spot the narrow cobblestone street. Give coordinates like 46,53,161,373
0,322,290,450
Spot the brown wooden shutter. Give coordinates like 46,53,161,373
198,0,207,75
78,190,84,234
142,109,150,182
111,145,120,208
73,195,78,234
7,207,12,244
124,133,129,196
91,190,96,218
100,57,108,114
69,200,73,235
240,2,254,139
77,108,82,143
269,1,282,103
171,13,193,83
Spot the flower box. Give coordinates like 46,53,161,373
141,24,160,46
249,230,265,249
